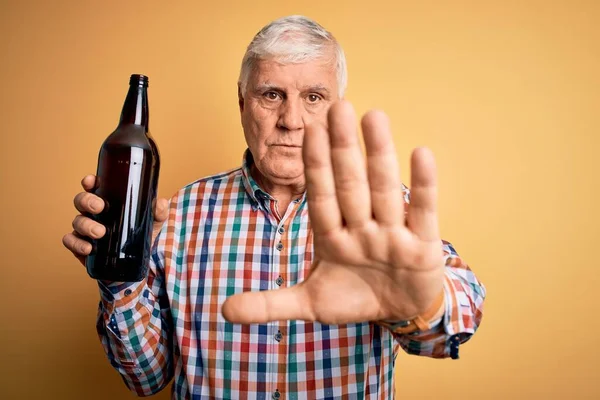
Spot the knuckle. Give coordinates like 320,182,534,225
74,192,102,213
306,190,335,203
73,215,90,234
72,215,81,230
74,192,86,210
62,233,90,256
74,215,100,238
77,240,90,255
62,234,71,249
86,195,97,211
335,170,366,190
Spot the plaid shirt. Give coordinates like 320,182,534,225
97,151,486,399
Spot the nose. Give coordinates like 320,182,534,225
277,98,304,132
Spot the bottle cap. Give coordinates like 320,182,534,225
130,74,149,87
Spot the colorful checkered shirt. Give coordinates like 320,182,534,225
96,151,486,399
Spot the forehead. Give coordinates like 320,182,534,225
249,58,338,91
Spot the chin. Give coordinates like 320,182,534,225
261,159,304,183
265,165,304,183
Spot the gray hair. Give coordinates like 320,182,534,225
238,15,347,98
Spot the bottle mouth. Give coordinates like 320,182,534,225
130,74,149,87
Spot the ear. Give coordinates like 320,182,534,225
238,84,244,113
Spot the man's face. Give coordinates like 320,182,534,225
239,57,340,187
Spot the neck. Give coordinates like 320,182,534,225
250,164,305,211
119,85,149,130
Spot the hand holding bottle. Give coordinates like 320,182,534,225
62,174,169,268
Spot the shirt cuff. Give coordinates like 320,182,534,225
401,270,476,358
379,269,478,359
98,280,148,314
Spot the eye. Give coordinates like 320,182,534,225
263,91,281,101
306,94,322,103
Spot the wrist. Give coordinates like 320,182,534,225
378,290,445,334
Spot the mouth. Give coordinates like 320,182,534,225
271,144,302,148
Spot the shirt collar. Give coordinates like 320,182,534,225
241,149,272,209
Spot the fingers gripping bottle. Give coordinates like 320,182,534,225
86,74,160,281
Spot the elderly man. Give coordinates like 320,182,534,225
63,15,485,399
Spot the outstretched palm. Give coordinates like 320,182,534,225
223,101,444,325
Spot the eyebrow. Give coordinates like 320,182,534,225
253,84,281,93
301,85,331,94
253,84,331,94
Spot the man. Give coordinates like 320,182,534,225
63,15,485,399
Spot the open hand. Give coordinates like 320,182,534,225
222,101,444,325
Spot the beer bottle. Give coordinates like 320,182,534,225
86,74,160,281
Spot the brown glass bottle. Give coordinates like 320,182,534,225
86,74,160,281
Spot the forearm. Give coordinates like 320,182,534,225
97,278,173,395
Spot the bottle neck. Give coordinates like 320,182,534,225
119,84,149,131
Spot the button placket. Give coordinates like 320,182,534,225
275,222,285,251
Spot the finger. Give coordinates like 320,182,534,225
74,191,104,214
153,198,169,223
303,121,342,235
221,285,312,324
361,110,404,226
62,231,92,257
407,147,439,240
72,215,105,239
151,198,169,243
328,101,371,227
81,175,97,193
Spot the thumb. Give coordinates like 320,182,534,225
151,198,169,243
154,198,169,223
222,285,313,324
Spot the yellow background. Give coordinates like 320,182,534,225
1,0,598,398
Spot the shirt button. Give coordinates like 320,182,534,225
276,242,283,251
276,276,284,286
278,226,285,234
274,331,283,342
272,389,281,399
124,289,132,296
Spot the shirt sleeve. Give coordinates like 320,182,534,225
95,223,174,396
393,240,486,359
